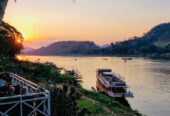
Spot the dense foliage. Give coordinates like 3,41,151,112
51,85,89,116
0,58,82,86
0,22,23,57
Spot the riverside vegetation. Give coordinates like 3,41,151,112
0,22,141,116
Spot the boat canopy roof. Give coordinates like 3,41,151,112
98,69,124,80
97,69,112,72
103,72,113,75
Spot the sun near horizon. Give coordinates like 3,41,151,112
4,0,170,49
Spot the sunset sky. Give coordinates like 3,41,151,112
4,0,170,48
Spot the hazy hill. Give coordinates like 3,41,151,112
146,23,170,47
91,23,170,56
134,22,170,48
26,41,99,55
23,47,35,53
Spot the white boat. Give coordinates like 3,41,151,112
96,69,133,98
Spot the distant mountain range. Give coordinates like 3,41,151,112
93,22,170,56
23,47,35,53
25,23,170,56
24,41,99,55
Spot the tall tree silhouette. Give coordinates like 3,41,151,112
0,22,23,57
0,0,8,24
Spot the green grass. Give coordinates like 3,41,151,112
79,89,141,116
77,99,109,116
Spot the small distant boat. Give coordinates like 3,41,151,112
122,57,133,62
122,57,133,61
103,58,108,61
96,69,133,98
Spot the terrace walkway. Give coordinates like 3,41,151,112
0,73,51,116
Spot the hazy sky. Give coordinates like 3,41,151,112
4,0,170,48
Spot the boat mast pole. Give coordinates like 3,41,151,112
123,59,126,80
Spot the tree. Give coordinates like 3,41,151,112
0,0,8,24
165,44,170,52
67,70,82,87
51,86,82,116
0,22,23,57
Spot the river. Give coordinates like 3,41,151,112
21,55,170,116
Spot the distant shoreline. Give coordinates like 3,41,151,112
22,54,170,60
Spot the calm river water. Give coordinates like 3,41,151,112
22,56,170,116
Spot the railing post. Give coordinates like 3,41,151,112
20,96,23,116
48,92,51,116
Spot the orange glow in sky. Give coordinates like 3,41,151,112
4,0,170,48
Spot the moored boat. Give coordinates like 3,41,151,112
122,57,133,60
122,57,133,62
96,69,133,98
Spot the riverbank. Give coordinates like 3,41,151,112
0,57,141,116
